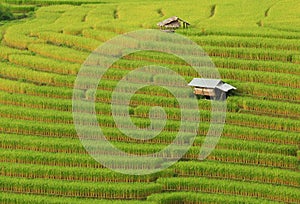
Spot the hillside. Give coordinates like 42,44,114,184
0,0,299,203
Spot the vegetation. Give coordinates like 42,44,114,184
157,177,300,203
0,3,13,21
0,0,299,203
148,192,282,204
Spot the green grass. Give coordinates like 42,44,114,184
0,0,299,203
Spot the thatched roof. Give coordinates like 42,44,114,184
157,16,190,28
163,21,181,28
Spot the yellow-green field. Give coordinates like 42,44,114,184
0,0,299,203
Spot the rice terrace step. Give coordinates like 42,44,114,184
0,0,299,203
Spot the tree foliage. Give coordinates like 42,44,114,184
0,4,14,21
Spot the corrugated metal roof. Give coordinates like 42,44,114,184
216,83,236,92
188,78,236,92
188,78,222,88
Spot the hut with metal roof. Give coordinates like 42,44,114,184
188,78,236,98
157,16,190,32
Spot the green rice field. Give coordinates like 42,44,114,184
0,0,299,203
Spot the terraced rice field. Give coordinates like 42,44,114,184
0,0,299,203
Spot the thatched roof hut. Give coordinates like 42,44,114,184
157,16,190,31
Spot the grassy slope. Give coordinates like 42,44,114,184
0,0,299,203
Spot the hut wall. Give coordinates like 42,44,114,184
194,87,215,96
